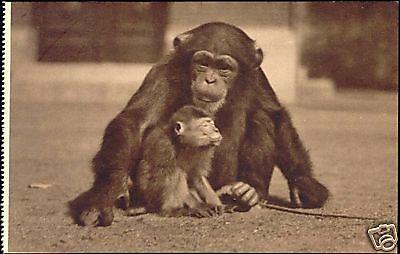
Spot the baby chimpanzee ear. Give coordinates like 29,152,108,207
174,122,185,136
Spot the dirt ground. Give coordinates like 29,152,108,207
7,91,398,252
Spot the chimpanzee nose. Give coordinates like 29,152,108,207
205,72,216,84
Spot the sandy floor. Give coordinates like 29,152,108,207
7,91,398,252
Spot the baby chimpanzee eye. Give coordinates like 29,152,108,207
203,119,214,125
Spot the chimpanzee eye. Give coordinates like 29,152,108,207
202,120,215,128
204,119,214,124
196,62,209,71
193,51,213,71
219,69,232,76
218,67,232,77
217,63,232,71
216,55,238,74
216,60,234,76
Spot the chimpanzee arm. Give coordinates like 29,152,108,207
191,175,222,207
275,107,329,208
274,107,313,180
68,117,140,226
68,61,189,226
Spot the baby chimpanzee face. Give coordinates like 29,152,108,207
174,117,222,147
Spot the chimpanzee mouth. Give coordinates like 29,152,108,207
197,97,219,103
193,96,225,114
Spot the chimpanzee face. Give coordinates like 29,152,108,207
173,22,263,114
190,50,239,114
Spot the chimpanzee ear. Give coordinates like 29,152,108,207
174,121,185,136
254,43,264,67
173,32,192,49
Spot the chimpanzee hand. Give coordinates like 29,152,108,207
231,182,260,207
216,181,260,211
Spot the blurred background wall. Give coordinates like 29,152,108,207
11,2,398,105
301,2,398,91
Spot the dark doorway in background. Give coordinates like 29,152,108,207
32,2,169,63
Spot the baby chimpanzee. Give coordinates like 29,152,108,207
133,105,224,217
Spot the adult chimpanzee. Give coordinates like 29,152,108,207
69,22,329,226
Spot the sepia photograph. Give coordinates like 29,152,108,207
2,2,398,252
